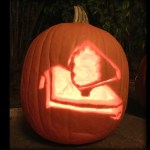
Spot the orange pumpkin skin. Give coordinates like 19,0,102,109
20,23,129,145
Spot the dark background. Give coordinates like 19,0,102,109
9,0,147,118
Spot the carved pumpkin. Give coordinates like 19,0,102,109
20,6,129,144
135,55,147,107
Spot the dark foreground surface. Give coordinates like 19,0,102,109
10,108,146,150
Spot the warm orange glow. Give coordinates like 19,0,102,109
72,46,101,85
39,75,45,89
52,66,116,101
39,41,123,120
50,101,123,120
68,41,121,92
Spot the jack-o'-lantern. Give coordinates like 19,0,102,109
20,5,129,145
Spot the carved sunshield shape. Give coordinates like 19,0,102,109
39,41,122,119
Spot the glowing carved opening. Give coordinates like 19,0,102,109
68,41,121,96
52,66,114,101
39,41,123,120
73,46,101,86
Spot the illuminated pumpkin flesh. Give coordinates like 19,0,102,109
21,6,129,145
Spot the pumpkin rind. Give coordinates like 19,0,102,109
20,22,129,144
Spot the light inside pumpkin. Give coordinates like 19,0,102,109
72,46,101,86
39,41,122,120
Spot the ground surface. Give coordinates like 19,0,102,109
10,108,146,150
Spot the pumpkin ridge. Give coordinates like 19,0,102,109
48,24,68,138
26,28,54,137
112,37,129,109
111,36,123,101
96,28,109,82
58,24,71,66
101,37,125,135
24,35,42,130
30,30,51,137
37,25,62,138
99,28,108,80
37,28,53,137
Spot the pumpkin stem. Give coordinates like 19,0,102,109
73,5,89,23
